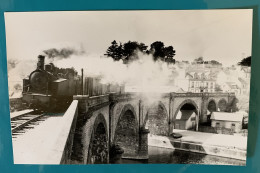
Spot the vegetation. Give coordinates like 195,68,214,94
238,56,251,67
192,57,222,65
104,40,176,64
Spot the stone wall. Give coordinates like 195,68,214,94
71,92,234,164
114,109,138,158
58,100,78,164
110,100,140,142
145,104,168,136
70,103,109,164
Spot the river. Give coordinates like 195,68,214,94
121,146,246,165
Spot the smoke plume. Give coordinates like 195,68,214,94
8,46,183,98
52,50,180,93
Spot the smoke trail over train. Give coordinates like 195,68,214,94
8,45,182,96
51,50,180,93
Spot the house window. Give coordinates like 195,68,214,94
216,122,220,128
191,82,194,88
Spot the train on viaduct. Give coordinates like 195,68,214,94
13,55,237,164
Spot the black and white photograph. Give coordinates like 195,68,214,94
5,10,252,165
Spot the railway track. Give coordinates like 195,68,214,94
11,111,48,137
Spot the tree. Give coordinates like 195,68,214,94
138,43,148,52
123,41,141,61
104,40,124,61
105,40,176,64
209,60,222,65
105,40,148,62
150,41,165,61
164,46,175,59
149,41,176,63
194,57,204,64
238,56,251,66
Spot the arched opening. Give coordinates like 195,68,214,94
207,100,217,122
145,103,168,136
114,109,138,157
174,103,198,131
218,99,227,112
87,122,108,164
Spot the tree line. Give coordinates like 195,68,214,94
104,40,176,64
105,40,251,67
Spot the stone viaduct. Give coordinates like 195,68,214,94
68,92,236,164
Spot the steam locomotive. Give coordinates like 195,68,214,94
22,55,124,111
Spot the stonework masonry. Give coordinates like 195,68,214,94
70,92,235,163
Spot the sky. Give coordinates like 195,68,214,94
4,9,253,66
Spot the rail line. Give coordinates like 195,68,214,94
11,111,46,136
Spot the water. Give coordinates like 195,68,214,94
122,146,246,166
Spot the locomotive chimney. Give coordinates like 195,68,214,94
37,55,45,70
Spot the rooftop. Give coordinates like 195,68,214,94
211,112,244,122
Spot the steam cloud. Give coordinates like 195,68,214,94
8,45,183,97
52,50,180,93
8,59,36,97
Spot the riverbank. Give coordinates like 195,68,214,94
148,130,247,161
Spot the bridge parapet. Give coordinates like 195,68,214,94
203,92,235,97
171,92,203,97
170,92,235,98
53,100,78,164
88,94,110,107
109,92,137,102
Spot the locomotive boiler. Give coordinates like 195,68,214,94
22,55,80,111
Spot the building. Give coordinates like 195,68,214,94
216,69,250,95
186,69,216,93
210,112,244,133
222,82,240,95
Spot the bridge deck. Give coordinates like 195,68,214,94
12,101,78,164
